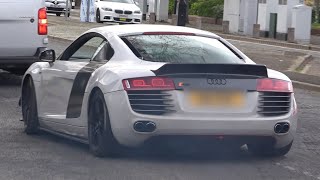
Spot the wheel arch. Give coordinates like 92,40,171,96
21,74,33,100
87,87,104,122
21,73,41,134
87,86,120,156
87,86,117,141
21,65,43,112
22,74,32,86
21,62,47,106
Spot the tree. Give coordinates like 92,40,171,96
305,0,313,6
189,0,224,18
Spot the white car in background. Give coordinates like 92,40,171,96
45,0,72,17
95,0,142,24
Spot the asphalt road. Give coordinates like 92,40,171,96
0,39,320,180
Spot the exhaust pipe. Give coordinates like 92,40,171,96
134,122,145,132
274,124,283,134
282,123,290,133
133,121,157,133
274,122,290,134
145,122,156,132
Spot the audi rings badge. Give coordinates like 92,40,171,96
207,78,227,85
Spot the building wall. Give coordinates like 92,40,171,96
238,0,246,33
156,0,168,21
258,3,267,31
243,0,258,35
277,5,289,33
292,5,312,44
224,0,308,40
258,0,278,32
223,0,258,35
148,0,157,16
266,0,278,31
267,0,278,14
223,0,240,33
287,0,304,27
259,0,304,33
277,0,304,33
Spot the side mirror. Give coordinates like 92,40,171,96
39,49,56,63
134,1,139,6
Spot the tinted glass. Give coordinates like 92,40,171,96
123,35,243,64
70,37,104,61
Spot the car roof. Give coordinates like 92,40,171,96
89,24,220,38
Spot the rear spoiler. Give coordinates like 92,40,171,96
152,64,268,77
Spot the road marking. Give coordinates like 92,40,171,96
283,166,296,171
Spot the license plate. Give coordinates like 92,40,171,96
119,18,126,21
188,91,245,107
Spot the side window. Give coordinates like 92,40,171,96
69,37,104,61
91,41,115,62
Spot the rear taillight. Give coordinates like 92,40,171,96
123,77,175,90
38,7,48,35
257,78,293,93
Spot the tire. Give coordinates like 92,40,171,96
248,141,293,157
88,89,119,157
22,77,40,134
56,12,62,16
96,9,102,23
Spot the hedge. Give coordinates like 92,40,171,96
190,0,224,18
169,0,224,19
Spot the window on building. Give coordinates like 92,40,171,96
259,0,267,4
279,0,287,5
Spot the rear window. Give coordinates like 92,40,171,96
122,35,244,64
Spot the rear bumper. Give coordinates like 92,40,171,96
105,91,298,148
0,47,46,67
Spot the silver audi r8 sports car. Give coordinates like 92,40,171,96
21,25,298,157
